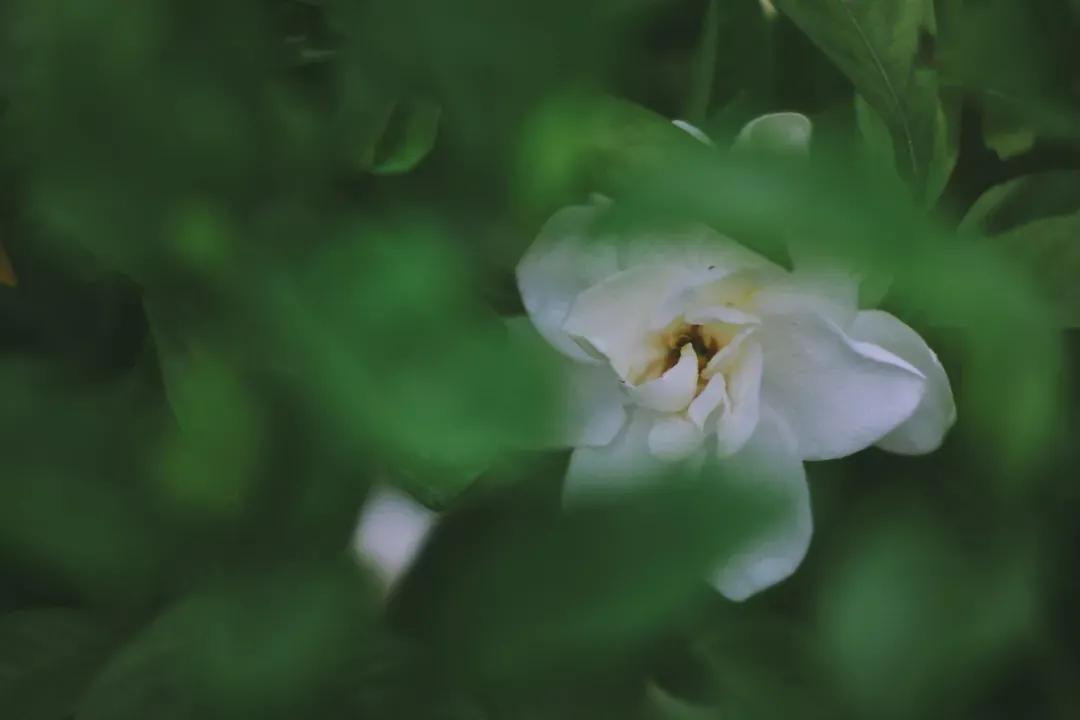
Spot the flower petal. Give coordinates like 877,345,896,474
648,415,706,462
672,119,713,146
702,325,756,377
733,112,812,156
564,411,671,501
715,340,764,456
563,264,691,380
688,372,728,429
750,267,860,328
758,313,927,461
619,227,782,283
849,310,956,454
353,486,437,591
627,343,699,413
516,204,619,363
565,411,705,502
711,408,812,602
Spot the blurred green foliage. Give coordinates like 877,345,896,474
1,0,1079,718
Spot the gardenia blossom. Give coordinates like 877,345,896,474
514,114,955,601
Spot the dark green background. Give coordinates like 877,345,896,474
2,1,1079,718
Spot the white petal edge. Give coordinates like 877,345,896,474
688,372,728,429
849,310,956,455
711,408,812,602
672,119,714,146
733,112,812,156
353,486,437,592
750,266,860,329
565,411,706,503
516,204,619,363
758,313,928,461
715,340,764,457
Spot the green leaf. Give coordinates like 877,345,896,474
0,609,119,720
963,171,1080,326
984,210,1080,327
961,171,1080,236
391,473,782,685
981,104,1036,160
339,84,441,176
370,97,442,175
144,299,261,519
683,0,722,126
78,563,379,720
519,95,708,215
774,0,958,203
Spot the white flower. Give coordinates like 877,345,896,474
514,114,955,601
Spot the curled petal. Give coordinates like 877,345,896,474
702,325,756,378
711,409,812,602
563,264,691,380
627,343,699,413
715,340,764,456
758,313,927,461
688,372,729,429
516,204,619,363
849,310,956,454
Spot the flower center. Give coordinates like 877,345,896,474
663,324,717,375
636,320,735,389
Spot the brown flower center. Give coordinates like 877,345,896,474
663,324,717,375
635,320,735,390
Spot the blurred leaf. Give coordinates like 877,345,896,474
370,97,442,175
936,0,1080,146
819,514,1038,718
518,94,707,218
678,616,835,720
644,684,721,720
145,300,261,519
0,609,120,720
854,94,896,177
962,171,1080,326
0,363,166,602
683,0,722,127
78,562,378,720
773,0,958,202
334,64,441,177
961,171,1080,236
392,474,781,686
982,105,1037,160
275,223,559,508
984,211,1080,327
